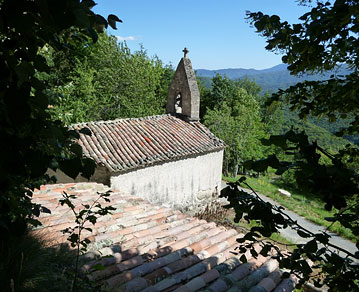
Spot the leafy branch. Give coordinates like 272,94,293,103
60,191,115,292
221,179,358,289
244,1,359,290
222,129,359,289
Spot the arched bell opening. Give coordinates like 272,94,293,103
175,92,182,114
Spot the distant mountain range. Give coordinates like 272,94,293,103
196,64,288,79
196,64,357,146
196,64,350,93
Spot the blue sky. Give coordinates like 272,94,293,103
93,1,310,70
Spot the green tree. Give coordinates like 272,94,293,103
203,75,265,176
235,76,262,97
42,34,173,124
223,1,359,291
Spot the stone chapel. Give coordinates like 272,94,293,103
52,49,225,210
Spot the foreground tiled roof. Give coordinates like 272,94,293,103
32,183,297,292
71,115,225,172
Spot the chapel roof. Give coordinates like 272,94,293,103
32,183,297,292
71,114,225,173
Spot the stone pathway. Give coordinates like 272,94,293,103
221,181,357,257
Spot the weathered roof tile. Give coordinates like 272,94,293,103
71,115,225,172
32,183,297,292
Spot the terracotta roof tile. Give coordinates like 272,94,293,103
71,115,225,172
32,183,297,292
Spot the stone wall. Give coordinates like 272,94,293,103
166,57,200,121
110,150,224,212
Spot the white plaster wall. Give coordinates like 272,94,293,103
110,150,224,210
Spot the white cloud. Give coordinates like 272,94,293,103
115,35,136,41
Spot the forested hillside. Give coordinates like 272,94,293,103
196,64,351,93
196,64,287,79
282,110,351,151
196,64,356,147
40,33,174,124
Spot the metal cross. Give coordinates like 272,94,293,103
183,47,189,58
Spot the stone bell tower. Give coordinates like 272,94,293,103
166,48,200,121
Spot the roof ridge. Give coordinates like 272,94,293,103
70,114,172,128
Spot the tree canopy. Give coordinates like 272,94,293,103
202,75,267,176
42,34,173,124
222,1,359,291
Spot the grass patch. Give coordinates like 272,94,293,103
223,173,358,242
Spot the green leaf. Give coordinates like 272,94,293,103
316,247,326,256
269,135,288,149
260,244,272,257
81,0,97,8
74,8,91,28
81,158,96,179
91,264,106,271
69,130,80,139
300,260,313,275
87,27,98,42
41,206,51,214
220,185,238,199
314,233,329,245
33,91,49,109
59,157,82,179
304,239,318,253
87,215,97,224
68,234,79,244
297,230,311,238
79,209,87,217
275,167,287,175
238,176,246,183
94,14,108,32
28,151,49,178
260,138,272,146
250,159,269,173
250,248,258,258
240,254,247,263
236,237,246,243
32,205,41,217
28,218,42,228
324,217,336,222
79,127,92,136
70,143,83,157
107,14,122,30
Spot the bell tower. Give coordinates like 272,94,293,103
166,48,200,121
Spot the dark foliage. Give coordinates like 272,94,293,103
222,170,359,290
224,1,359,290
0,0,120,238
60,191,115,292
